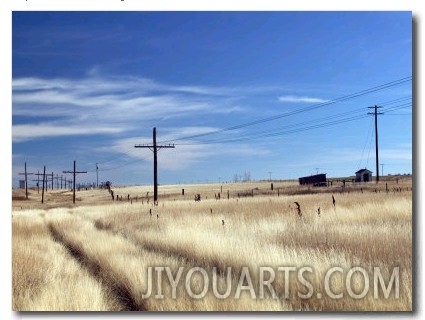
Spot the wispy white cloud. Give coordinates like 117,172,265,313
12,123,126,143
12,75,245,142
278,95,329,103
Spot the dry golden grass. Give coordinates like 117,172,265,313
12,177,412,311
12,212,121,311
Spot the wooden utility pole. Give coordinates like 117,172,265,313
35,170,41,193
41,166,46,203
96,163,99,188
63,160,87,204
368,105,383,183
135,127,175,203
33,170,44,194
19,162,33,199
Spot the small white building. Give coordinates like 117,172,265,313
355,168,373,182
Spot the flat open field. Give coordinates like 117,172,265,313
12,177,412,311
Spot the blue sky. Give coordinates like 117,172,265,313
11,11,412,187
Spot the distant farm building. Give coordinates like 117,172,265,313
299,173,327,186
355,169,373,182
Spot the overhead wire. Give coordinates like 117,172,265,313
357,117,374,170
158,76,412,144
172,101,411,145
87,77,411,173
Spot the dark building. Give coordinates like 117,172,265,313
298,173,327,186
355,169,372,182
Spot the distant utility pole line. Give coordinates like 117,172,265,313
381,163,385,177
19,162,34,200
368,105,383,183
135,127,175,204
63,160,87,204
268,172,272,182
96,163,99,187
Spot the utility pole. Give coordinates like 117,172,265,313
96,163,99,188
44,170,48,193
268,172,272,182
51,172,54,190
381,164,385,178
135,127,175,203
19,162,33,199
41,166,46,203
33,170,44,194
315,168,320,175
35,170,40,193
368,105,383,183
63,160,87,204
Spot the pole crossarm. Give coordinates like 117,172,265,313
135,144,175,151
63,171,88,175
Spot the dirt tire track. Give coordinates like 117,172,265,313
93,218,241,277
47,223,145,311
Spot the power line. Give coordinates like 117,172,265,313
357,117,374,170
174,113,370,145
169,101,411,146
73,82,411,178
71,102,411,180
89,146,136,168
158,76,411,144
97,158,143,172
379,96,411,106
365,119,375,170
384,103,412,113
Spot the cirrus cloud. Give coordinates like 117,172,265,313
278,95,329,103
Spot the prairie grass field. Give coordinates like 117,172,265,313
12,176,412,311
